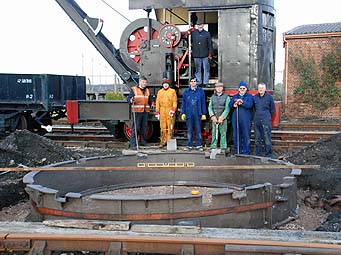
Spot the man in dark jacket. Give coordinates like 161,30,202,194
253,82,275,158
228,81,254,155
190,20,213,86
181,77,207,151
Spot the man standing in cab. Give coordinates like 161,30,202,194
155,78,178,148
181,76,207,151
208,82,231,153
254,82,275,158
190,20,213,86
127,76,151,150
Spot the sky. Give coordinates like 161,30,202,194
0,0,340,85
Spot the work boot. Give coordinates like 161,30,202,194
196,146,204,151
129,143,137,150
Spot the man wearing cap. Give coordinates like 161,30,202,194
228,81,254,155
181,77,207,151
127,76,152,150
208,82,231,152
155,79,178,147
253,82,275,158
190,20,213,86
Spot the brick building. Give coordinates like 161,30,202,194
283,22,341,119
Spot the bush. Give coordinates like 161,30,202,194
105,92,125,100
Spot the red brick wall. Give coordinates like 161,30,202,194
284,35,341,119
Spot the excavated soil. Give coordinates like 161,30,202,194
0,130,340,232
286,133,341,194
281,133,341,231
0,130,117,212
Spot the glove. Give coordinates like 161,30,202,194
211,115,217,123
130,97,134,104
218,116,224,123
169,109,175,117
181,114,186,121
201,115,206,121
155,112,160,120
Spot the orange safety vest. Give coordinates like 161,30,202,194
131,86,151,113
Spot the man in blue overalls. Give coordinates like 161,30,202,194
229,81,254,155
181,77,207,151
254,82,275,157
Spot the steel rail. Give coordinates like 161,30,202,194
2,229,341,254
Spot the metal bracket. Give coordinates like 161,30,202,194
106,241,122,255
181,244,194,255
28,240,46,255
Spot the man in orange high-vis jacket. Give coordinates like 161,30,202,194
127,76,152,150
155,79,178,147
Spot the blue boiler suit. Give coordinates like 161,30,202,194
254,92,275,157
229,92,254,155
181,86,207,148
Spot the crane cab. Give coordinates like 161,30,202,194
128,0,276,91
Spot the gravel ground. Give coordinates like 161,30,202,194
278,189,330,230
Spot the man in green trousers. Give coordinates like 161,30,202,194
208,82,231,152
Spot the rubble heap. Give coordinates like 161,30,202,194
0,130,78,210
0,130,77,168
286,133,341,194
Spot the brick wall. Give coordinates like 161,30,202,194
283,35,341,119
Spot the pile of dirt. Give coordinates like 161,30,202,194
0,130,79,210
281,133,341,232
0,130,78,168
285,133,341,194
0,130,120,213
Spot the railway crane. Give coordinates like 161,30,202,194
56,0,276,140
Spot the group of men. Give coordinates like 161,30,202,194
128,20,275,157
128,77,276,158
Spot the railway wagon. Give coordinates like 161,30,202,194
0,73,86,135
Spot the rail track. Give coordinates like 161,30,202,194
1,222,341,255
45,122,341,151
